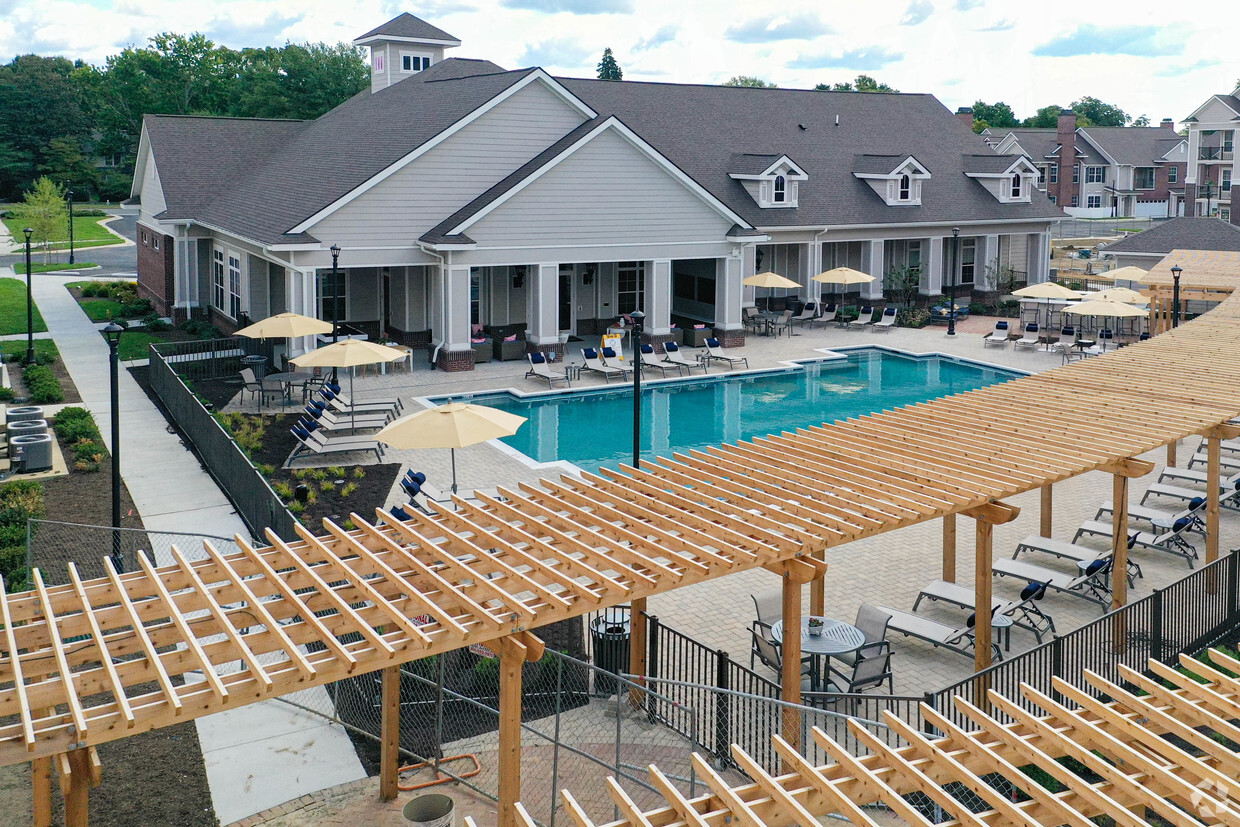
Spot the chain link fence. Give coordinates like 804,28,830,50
25,518,242,586
1052,216,1159,239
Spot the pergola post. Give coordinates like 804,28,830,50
963,501,1019,677
628,597,648,708
942,514,957,582
1039,484,1052,539
810,549,826,617
1167,439,1177,469
1206,434,1222,568
58,747,99,827
1110,472,1129,612
498,632,543,827
33,756,51,827
380,664,400,801
780,573,802,749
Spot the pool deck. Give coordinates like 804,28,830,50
227,317,1229,697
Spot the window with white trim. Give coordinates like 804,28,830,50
959,239,976,285
897,174,911,201
1167,166,1178,183
400,53,432,73
1222,207,1232,221
152,234,159,251
212,248,226,311
1036,165,1047,186
227,252,242,319
319,268,345,324
617,261,645,315
1071,195,1078,207
1134,167,1155,190
1048,194,1057,204
1072,165,1080,184
773,174,786,203
1049,165,1058,184
1085,165,1106,184
1010,173,1023,198
1087,195,1102,209
1223,168,1233,192
907,240,922,275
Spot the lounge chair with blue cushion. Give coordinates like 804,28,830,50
321,381,402,412
1014,322,1040,349
600,347,634,379
993,556,1113,611
303,405,391,430
317,388,400,417
912,579,1055,643
790,302,817,330
580,348,626,382
984,321,1011,347
1011,533,1141,584
1073,514,1200,567
872,307,898,332
661,342,707,374
525,352,569,389
639,344,682,377
849,307,876,330
876,605,1003,662
703,338,749,370
811,303,838,329
289,423,384,463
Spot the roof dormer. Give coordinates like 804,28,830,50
355,13,461,94
963,155,1039,204
853,155,931,206
729,154,807,208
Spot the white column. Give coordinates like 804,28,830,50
802,242,820,302
442,264,472,352
979,234,1000,290
1026,232,1050,283
716,253,744,330
529,263,559,346
925,236,944,295
740,245,756,307
647,259,671,335
862,239,885,300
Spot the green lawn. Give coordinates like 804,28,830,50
111,330,173,361
13,262,96,275
80,299,124,322
0,339,58,362
4,214,124,248
0,278,47,335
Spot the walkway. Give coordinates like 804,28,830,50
5,270,366,824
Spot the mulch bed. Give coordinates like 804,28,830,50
6,356,82,405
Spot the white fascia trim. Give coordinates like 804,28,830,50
1104,249,1165,258
447,116,752,235
990,133,1021,154
1184,95,1240,122
354,35,461,47
1076,130,1119,166
288,70,597,234
966,158,1039,179
267,243,324,251
421,242,478,251
726,233,771,243
757,218,1061,233
759,156,808,179
130,128,151,200
1159,140,1189,161
855,157,931,180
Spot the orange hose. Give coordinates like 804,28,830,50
397,753,482,791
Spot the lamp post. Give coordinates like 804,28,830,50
1200,179,1216,218
22,228,35,364
329,244,341,342
946,227,960,336
1170,264,1182,329
630,310,645,469
104,322,125,571
66,189,75,265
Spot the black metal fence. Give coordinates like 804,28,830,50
927,551,1240,731
154,336,270,382
148,340,297,541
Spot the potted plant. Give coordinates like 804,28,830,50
807,617,824,637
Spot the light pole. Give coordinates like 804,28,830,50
66,189,75,265
22,228,35,364
946,227,960,336
1200,179,1216,218
1170,264,1182,329
329,244,341,342
630,310,645,469
104,322,125,571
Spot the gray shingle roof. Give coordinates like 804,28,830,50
852,154,909,175
557,78,1063,228
355,13,459,44
997,129,1058,161
1080,126,1184,165
1104,217,1240,254
728,153,781,175
962,154,1020,174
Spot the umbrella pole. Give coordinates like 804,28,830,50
450,448,458,495
349,369,356,430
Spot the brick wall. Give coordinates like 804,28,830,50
135,224,174,315
1053,110,1078,208
435,348,475,372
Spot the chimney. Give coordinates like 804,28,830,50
1160,117,1175,130
956,107,974,130
1056,109,1077,208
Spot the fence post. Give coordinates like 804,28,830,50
646,615,660,688
1150,589,1164,665
922,691,936,737
1228,553,1240,628
714,649,731,767
1051,635,1064,704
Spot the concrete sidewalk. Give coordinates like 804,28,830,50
9,270,366,823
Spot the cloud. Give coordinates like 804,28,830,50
207,11,303,48
724,13,831,43
516,38,594,68
382,0,476,15
788,47,902,70
1033,24,1183,58
900,0,934,26
976,19,1014,32
500,0,633,12
955,0,982,9
1155,57,1220,77
633,25,677,52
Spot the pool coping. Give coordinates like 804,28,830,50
411,345,1029,478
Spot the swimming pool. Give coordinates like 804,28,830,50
441,348,1019,475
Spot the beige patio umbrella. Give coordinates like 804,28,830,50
376,403,528,494
290,339,409,425
1104,265,1153,284
234,312,333,339
1091,286,1148,304
743,270,801,308
1063,299,1150,351
1012,281,1082,348
811,266,875,286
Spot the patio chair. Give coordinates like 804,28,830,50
992,556,1113,612
871,307,898,333
824,641,893,694
749,621,815,676
876,606,1002,662
312,393,398,419
298,414,384,439
638,344,682,377
849,307,876,330
322,381,403,412
525,352,570,389
1142,479,1240,510
1073,514,1199,567
1084,329,1115,356
1154,466,1240,489
580,348,626,382
912,579,1055,643
750,588,782,628
1094,497,1208,536
600,347,634,379
1011,533,1141,584
661,342,707,374
1013,322,1040,350
1188,450,1240,472
240,368,283,407
832,604,892,667
289,423,384,463
791,302,817,330
703,338,749,370
767,309,794,338
983,320,1011,347
742,306,762,335
811,303,838,329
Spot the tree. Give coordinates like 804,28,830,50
724,75,776,88
0,55,89,195
596,47,623,81
231,42,369,119
815,75,897,93
970,100,1018,131
19,177,67,262
39,137,97,192
1022,105,1079,128
884,266,921,309
1131,114,1151,127
1070,96,1128,127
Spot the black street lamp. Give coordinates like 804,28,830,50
1200,179,1216,218
630,310,645,469
66,189,75,265
946,227,960,336
104,322,125,571
329,244,341,342
1170,264,1183,328
22,228,35,364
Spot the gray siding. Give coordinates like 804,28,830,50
308,82,588,246
466,129,735,248
247,255,268,319
140,154,167,223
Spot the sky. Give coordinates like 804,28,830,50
4,0,1238,124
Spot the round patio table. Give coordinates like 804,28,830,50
770,616,865,690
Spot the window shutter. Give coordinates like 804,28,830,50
759,181,770,204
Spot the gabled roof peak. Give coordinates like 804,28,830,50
354,12,461,47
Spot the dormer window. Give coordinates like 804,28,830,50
962,154,1036,204
773,175,786,203
728,154,806,209
1010,173,1022,198
898,174,912,201
401,52,432,73
853,155,931,206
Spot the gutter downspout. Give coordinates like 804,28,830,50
812,227,829,302
418,243,447,369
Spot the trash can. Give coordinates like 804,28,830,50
589,606,631,696
6,406,44,424
403,794,454,827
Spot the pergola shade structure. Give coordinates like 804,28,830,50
4,263,1240,820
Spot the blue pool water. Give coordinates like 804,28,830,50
443,348,1019,475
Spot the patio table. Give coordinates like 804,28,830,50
770,616,865,691
261,372,299,407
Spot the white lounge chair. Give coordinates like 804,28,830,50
992,556,1113,612
983,320,1011,347
1187,450,1240,472
912,579,1055,643
1011,533,1141,584
300,406,390,431
1073,514,1199,567
1094,498,1207,535
321,381,403,412
1154,466,1240,489
638,344,682,377
849,307,876,330
600,346,634,379
790,302,817,330
1050,325,1076,353
289,423,384,462
876,606,1002,662
580,347,626,382
661,342,707,374
871,307,897,332
811,303,838,329
703,337,749,370
1013,322,1040,350
525,352,569,388
1142,480,1240,510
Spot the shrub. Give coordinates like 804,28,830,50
0,388,13,403
272,482,293,499
998,299,1020,317
340,482,358,498
75,208,107,217
120,298,153,317
288,500,306,513
341,517,356,531
320,480,335,493
327,466,346,478
257,463,275,475
79,284,99,298
305,487,318,504
22,364,63,404
0,546,26,591
968,301,989,316
309,468,328,481
142,312,171,332
73,439,105,471
837,305,860,323
352,467,365,479
54,407,101,445
896,308,931,329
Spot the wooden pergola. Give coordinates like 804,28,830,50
4,271,1240,824
547,646,1240,827
1141,249,1240,334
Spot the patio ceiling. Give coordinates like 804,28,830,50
3,277,1240,767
